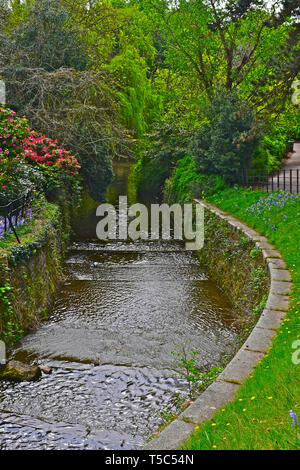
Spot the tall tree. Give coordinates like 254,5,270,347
142,0,299,115
0,0,119,200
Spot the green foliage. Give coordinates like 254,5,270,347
253,107,300,170
0,108,32,198
3,0,88,72
172,346,223,400
133,123,188,193
2,0,299,200
182,187,300,450
192,91,261,182
1,1,116,201
249,247,261,259
0,281,23,345
164,154,227,204
0,107,81,201
109,46,162,138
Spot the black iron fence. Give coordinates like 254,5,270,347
0,190,34,243
238,168,300,194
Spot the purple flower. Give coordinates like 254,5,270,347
289,410,300,428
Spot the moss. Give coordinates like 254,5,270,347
196,209,269,318
0,360,41,382
0,200,71,347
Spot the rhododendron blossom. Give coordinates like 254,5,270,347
22,133,80,175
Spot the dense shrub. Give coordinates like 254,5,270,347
0,107,81,200
252,109,300,170
0,108,29,186
0,0,116,202
164,154,227,204
2,0,89,73
252,136,287,170
22,132,81,198
192,91,261,182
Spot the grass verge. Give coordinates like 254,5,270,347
181,188,300,450
0,197,57,253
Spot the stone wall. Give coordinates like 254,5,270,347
196,202,270,317
0,203,70,346
145,199,291,450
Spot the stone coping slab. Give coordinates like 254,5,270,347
143,199,291,450
270,281,292,295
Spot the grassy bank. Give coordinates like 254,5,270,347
0,197,70,346
182,188,300,450
0,198,57,252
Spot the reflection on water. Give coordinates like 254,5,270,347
0,160,240,450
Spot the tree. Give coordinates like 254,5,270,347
0,0,120,200
143,0,299,115
63,0,163,138
2,0,88,71
192,90,261,181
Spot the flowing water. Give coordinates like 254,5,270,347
0,161,240,450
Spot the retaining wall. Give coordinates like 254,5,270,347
145,199,291,450
0,203,70,346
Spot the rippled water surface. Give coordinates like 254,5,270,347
0,162,240,450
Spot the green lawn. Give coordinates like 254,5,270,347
0,198,56,252
182,188,300,450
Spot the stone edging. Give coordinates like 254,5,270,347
144,199,291,450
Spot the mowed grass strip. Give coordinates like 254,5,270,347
182,188,300,450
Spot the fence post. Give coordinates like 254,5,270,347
7,212,20,244
0,80,5,106
271,171,274,191
21,194,25,219
4,205,7,236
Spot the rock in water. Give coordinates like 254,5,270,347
39,365,52,374
0,361,42,382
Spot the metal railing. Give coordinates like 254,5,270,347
0,190,34,243
238,168,300,194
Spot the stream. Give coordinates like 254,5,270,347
0,161,240,450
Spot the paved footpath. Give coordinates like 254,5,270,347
284,142,300,170
268,142,300,192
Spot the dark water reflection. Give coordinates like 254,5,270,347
0,160,240,450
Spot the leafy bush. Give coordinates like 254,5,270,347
1,0,116,202
164,154,227,203
0,108,29,192
192,91,261,182
2,0,88,73
0,108,30,198
253,109,300,170
22,132,81,197
0,107,81,200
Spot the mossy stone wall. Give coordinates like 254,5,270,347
197,208,270,316
0,203,70,346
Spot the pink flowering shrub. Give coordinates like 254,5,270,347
0,108,30,193
22,133,80,175
0,107,81,199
